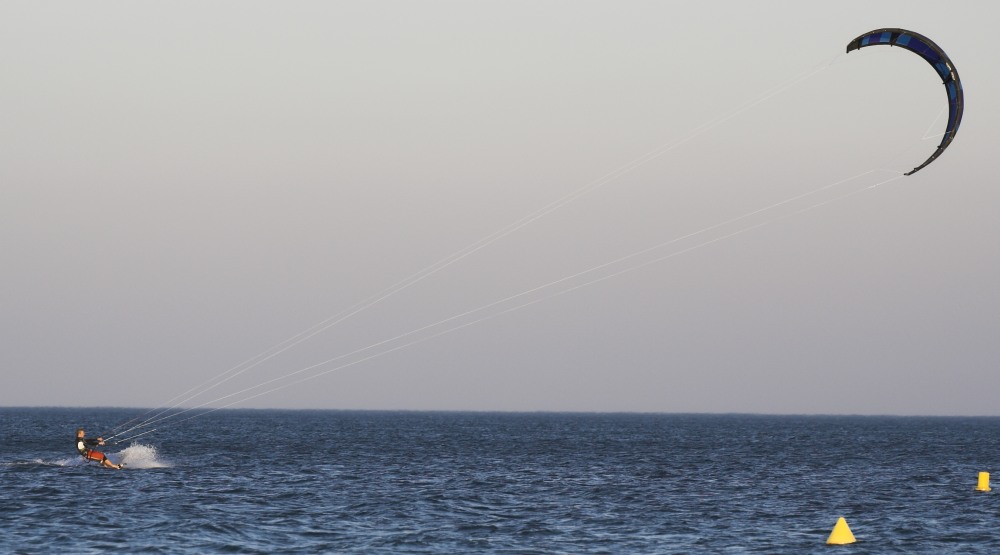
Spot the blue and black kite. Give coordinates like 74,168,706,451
846,29,964,175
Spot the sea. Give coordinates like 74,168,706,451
1,408,998,554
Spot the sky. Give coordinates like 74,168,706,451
2,1,998,415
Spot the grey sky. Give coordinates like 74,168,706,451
2,1,997,414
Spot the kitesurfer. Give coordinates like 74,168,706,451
75,428,124,469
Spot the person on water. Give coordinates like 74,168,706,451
75,428,124,469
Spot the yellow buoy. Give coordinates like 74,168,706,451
826,516,856,545
976,471,991,492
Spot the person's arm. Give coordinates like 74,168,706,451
84,437,105,447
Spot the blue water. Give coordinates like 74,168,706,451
1,408,998,553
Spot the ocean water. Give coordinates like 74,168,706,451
1,408,998,553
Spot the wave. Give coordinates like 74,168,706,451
2,443,173,470
1,457,82,468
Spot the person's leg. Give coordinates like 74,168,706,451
100,456,122,469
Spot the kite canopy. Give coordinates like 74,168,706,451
846,28,963,175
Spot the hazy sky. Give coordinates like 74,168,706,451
3,1,997,414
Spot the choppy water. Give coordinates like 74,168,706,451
1,408,998,553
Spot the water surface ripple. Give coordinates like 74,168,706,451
2,409,998,553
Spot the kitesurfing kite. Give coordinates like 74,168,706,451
846,29,963,175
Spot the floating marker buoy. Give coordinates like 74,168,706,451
976,471,991,492
826,517,856,545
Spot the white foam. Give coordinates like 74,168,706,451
114,443,171,469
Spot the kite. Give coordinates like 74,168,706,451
846,29,964,175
